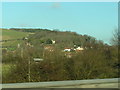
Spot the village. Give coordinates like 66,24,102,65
1,37,88,60
16,38,90,60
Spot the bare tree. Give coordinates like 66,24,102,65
111,29,119,46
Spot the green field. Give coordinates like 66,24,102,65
2,29,29,40
1,30,29,47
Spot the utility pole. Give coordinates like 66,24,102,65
27,42,31,82
28,58,30,82
43,50,45,59
43,44,45,59
21,48,23,58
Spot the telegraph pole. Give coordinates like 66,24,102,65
28,58,30,82
21,48,23,58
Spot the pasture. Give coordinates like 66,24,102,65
2,29,29,40
1,29,29,47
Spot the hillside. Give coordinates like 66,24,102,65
1,29,29,49
2,29,29,40
27,29,104,49
1,28,106,50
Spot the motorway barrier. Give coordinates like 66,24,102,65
1,78,119,88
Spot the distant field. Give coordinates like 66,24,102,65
2,30,29,40
2,40,25,47
1,30,29,47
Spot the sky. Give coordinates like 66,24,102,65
1,2,118,44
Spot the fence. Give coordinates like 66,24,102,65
2,78,119,88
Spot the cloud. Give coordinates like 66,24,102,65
51,2,61,8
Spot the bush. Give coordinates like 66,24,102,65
2,45,119,83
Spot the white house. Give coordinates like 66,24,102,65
52,40,56,44
76,47,84,51
64,48,71,52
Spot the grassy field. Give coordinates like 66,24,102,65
1,29,29,47
2,29,29,40
2,40,24,47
